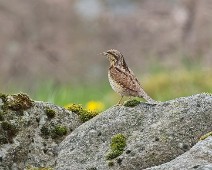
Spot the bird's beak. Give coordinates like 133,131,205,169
102,52,107,56
99,52,107,56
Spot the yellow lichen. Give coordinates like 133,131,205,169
199,131,212,141
67,103,83,112
67,103,99,122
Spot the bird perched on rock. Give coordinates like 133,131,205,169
102,49,158,104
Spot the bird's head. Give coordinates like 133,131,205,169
102,49,127,67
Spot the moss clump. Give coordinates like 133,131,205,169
0,93,8,114
51,125,67,139
0,93,7,103
40,126,50,137
67,103,83,113
106,150,123,160
7,93,33,111
108,161,114,167
0,136,8,144
45,108,56,119
67,103,99,122
1,121,18,143
0,111,4,121
41,124,68,139
199,131,212,140
123,99,140,107
106,134,127,160
78,110,99,123
2,121,15,131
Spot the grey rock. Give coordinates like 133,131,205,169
0,95,82,170
56,93,212,170
146,137,212,170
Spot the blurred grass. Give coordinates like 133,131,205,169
1,68,212,110
30,82,112,108
143,68,212,101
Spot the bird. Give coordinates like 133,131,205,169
102,49,158,104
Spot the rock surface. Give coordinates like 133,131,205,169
0,94,82,170
56,93,212,170
146,136,212,170
0,93,211,170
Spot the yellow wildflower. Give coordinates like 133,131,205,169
86,101,105,112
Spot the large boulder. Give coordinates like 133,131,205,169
0,93,211,170
0,93,82,170
56,93,212,170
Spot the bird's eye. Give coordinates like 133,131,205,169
112,55,117,60
112,57,116,62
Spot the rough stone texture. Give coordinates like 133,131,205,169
146,136,212,170
0,95,82,170
0,93,211,170
56,93,212,170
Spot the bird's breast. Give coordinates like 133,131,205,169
108,71,124,94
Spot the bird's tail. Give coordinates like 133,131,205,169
138,90,159,104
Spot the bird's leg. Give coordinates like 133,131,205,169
117,95,124,105
122,96,132,106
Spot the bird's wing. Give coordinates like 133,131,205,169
110,66,143,94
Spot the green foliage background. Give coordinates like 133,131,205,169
21,68,212,109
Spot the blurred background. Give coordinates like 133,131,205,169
0,0,211,111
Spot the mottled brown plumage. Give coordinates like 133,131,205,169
102,49,157,104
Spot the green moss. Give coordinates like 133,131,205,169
0,93,7,103
108,161,114,167
41,124,68,139
2,121,14,130
45,108,56,119
67,103,83,113
1,104,8,114
199,131,212,140
106,134,127,160
0,136,8,144
1,121,18,143
40,126,50,137
0,93,8,114
78,110,98,123
106,150,123,160
51,125,67,139
7,93,33,111
0,111,4,121
67,103,99,122
123,99,140,107
26,166,53,170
